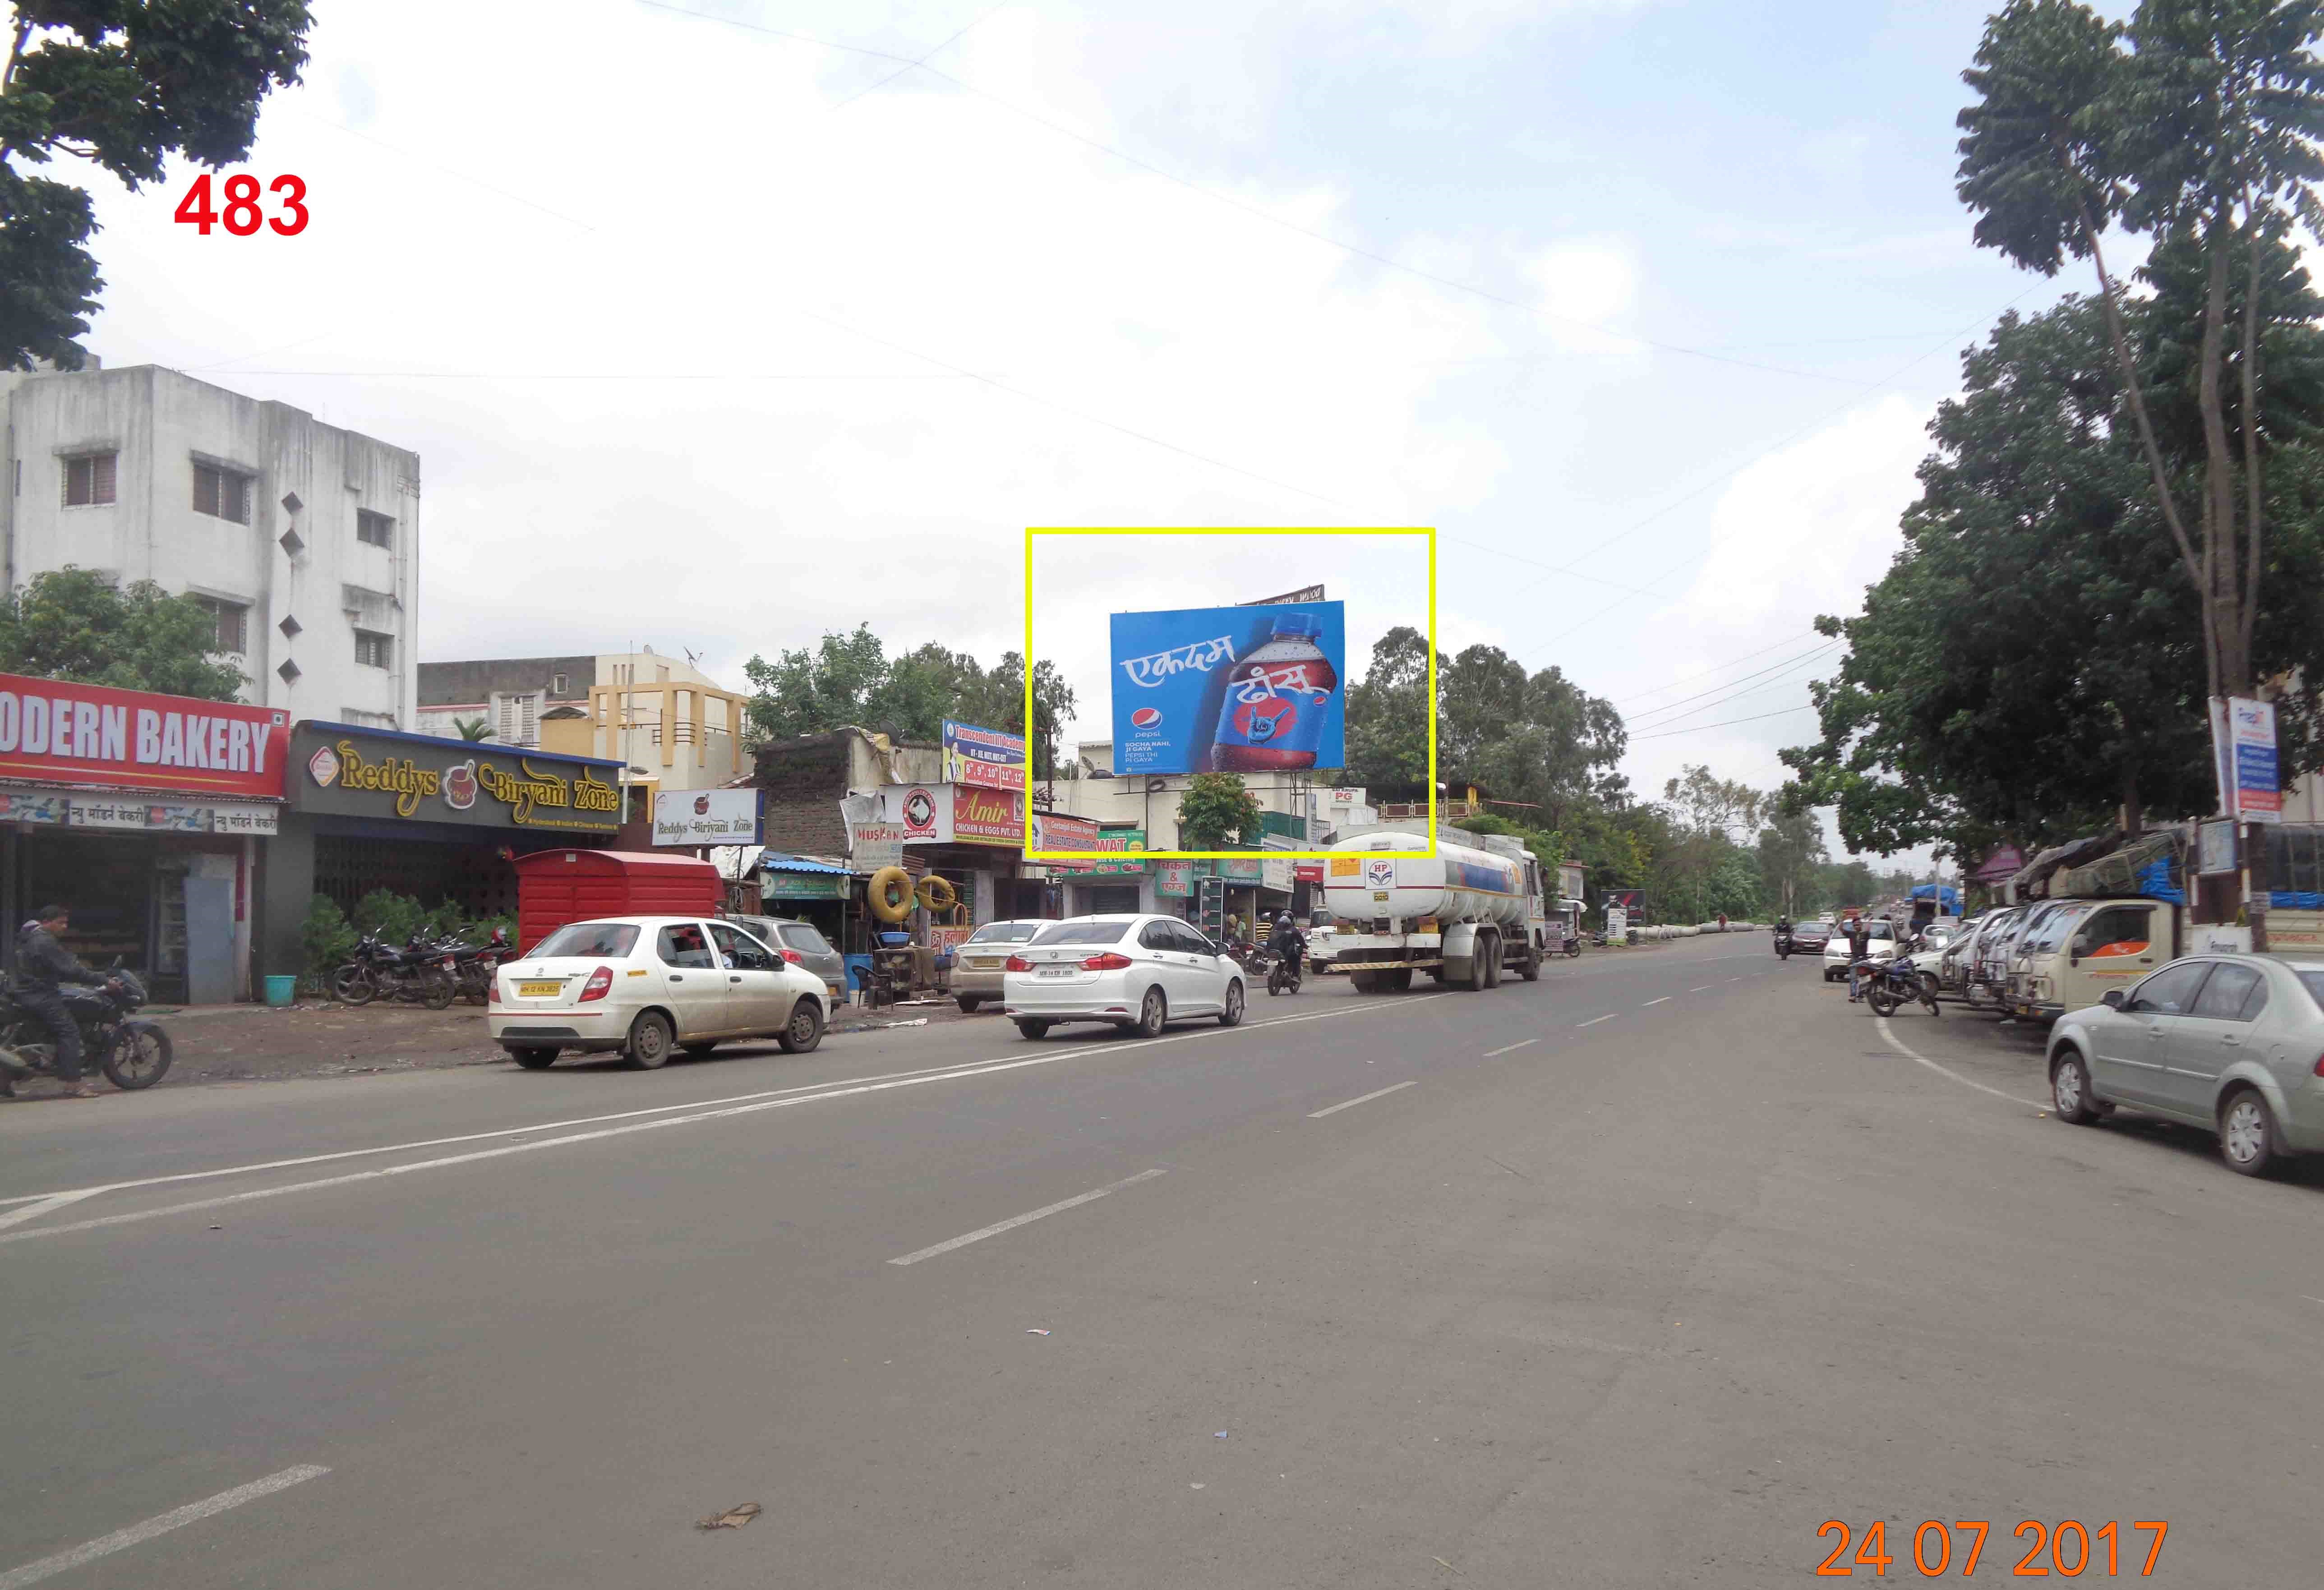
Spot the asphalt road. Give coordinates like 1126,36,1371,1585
3,934,2319,1588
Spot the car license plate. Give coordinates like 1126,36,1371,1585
517,980,562,998
1037,966,1076,979
973,957,1001,968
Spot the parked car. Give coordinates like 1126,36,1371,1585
2046,953,2324,1176
1971,904,2034,1005
727,914,846,1002
1000,913,1245,1039
1821,918,1896,982
490,916,830,1070
949,918,1049,1012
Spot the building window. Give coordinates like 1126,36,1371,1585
551,673,568,696
197,598,249,655
63,452,116,507
356,509,395,549
354,629,392,670
193,462,251,523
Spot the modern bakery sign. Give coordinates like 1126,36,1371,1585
0,671,286,798
290,723,623,832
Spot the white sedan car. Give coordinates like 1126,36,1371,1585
1822,919,1898,982
490,915,831,1070
1001,913,1245,1039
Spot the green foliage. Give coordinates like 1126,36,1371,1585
1452,812,1569,876
1176,772,1263,850
740,624,1077,777
299,891,514,991
0,567,245,698
1,2,314,370
299,895,358,990
1342,626,1435,797
452,717,492,742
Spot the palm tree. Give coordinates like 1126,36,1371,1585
452,717,492,742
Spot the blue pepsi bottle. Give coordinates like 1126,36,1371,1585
1210,613,1337,771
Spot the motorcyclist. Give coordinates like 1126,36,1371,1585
10,904,107,1098
1267,911,1306,972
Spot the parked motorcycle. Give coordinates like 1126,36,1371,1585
1858,955,1940,1018
331,932,458,1010
0,963,173,1091
436,927,513,1005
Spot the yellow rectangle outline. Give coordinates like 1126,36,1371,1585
1023,526,1437,861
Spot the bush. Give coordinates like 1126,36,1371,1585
300,892,520,996
300,896,360,991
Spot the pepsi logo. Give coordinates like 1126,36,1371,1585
1131,707,1162,729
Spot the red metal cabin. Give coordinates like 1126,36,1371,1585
513,849,721,952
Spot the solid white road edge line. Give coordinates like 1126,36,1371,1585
0,1464,328,1590
1307,1080,1419,1118
0,1189,101,1231
1874,1016,2046,1108
1482,1038,1538,1058
886,1169,1167,1265
1576,1014,1616,1028
1642,996,1671,1006
0,997,1449,1248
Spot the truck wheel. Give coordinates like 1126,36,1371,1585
1381,968,1412,992
1350,971,1379,993
1465,934,1491,991
1519,945,1541,982
1483,933,1503,988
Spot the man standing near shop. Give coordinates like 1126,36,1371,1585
12,905,106,1098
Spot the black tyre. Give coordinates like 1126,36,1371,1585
626,1010,674,1069
956,995,982,1014
1482,934,1503,988
1464,936,1490,992
1349,971,1379,993
1778,947,1790,960
421,971,456,1012
510,1047,559,1070
1519,945,1540,982
778,999,825,1054
2050,1048,2099,1125
1218,980,1245,1027
101,1022,172,1090
1015,1019,1051,1039
682,1041,720,1058
1134,986,1167,1038
1866,986,1900,1018
1565,940,1580,959
2219,1087,2283,1177
331,964,376,1006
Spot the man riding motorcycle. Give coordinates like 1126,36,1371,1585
7,904,110,1098
1267,912,1307,980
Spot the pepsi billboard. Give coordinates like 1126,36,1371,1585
1108,602,1346,776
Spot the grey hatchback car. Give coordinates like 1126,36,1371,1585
950,919,1049,1012
2046,953,2324,1176
727,916,847,1003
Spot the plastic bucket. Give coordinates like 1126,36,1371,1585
263,974,298,1008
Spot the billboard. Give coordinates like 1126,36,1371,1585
942,720,1025,791
653,788,762,846
2211,696,2282,824
1109,601,1344,776
0,671,287,798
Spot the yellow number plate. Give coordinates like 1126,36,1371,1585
1329,857,1361,876
517,981,563,998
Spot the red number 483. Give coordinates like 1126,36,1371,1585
174,174,308,237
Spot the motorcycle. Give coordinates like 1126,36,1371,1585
0,963,173,1091
1263,941,1305,996
331,932,458,1010
1858,955,1940,1018
436,927,513,1005
1775,929,1794,960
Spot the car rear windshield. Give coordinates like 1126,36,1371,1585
1029,920,1132,945
968,921,1042,943
779,924,834,955
529,922,640,958
2297,969,2324,1011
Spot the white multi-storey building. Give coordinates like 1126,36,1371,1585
1,359,419,727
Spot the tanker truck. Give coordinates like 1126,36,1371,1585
1318,828,1550,991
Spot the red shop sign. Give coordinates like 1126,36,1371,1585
0,672,288,798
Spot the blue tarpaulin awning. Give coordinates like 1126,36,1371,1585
758,853,853,876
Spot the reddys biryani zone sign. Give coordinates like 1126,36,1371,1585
300,729,621,831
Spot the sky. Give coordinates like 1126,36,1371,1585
50,0,2093,866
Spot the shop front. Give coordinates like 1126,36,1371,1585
260,723,624,982
876,781,1035,928
1046,827,1150,917
0,673,287,1003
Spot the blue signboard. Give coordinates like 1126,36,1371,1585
1109,602,1345,776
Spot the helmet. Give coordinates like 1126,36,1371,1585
1276,912,1293,928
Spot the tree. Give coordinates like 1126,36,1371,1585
1781,284,2324,857
0,566,243,697
1956,0,2324,700
1176,772,1263,850
452,717,492,742
1756,808,1829,917
1342,626,1437,798
2,2,314,370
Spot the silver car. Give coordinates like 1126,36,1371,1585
2046,953,2324,1177
950,919,1048,1013
727,915,846,1003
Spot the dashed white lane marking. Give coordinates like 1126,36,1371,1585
1576,1014,1616,1028
1483,1039,1538,1058
886,1169,1167,1265
1874,1016,2045,1108
1642,996,1671,1007
1688,985,1716,992
1309,1080,1420,1118
0,995,1449,1246
0,1464,328,1590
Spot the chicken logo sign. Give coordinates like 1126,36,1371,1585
900,786,940,839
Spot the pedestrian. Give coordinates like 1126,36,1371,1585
10,904,107,1098
1844,913,1872,1004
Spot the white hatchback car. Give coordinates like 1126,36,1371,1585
490,915,831,1070
1000,913,1245,1039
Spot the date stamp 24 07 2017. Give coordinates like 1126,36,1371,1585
1816,1519,2168,1578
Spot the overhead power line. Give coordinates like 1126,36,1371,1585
1628,705,1820,741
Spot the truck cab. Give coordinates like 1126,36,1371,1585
2008,897,2172,1021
